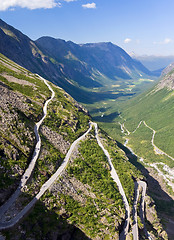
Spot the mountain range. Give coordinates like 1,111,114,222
0,52,165,240
0,18,156,103
0,18,173,239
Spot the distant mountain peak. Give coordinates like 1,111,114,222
0,18,154,103
156,63,174,90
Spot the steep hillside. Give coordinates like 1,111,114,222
0,52,90,204
0,19,156,104
89,63,174,239
36,37,152,81
120,69,174,159
0,19,169,240
0,54,165,240
114,66,174,239
0,19,94,103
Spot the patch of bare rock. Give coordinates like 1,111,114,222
40,125,70,154
1,73,36,88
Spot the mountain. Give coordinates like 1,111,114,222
0,53,167,239
0,53,122,239
36,37,152,80
0,19,155,104
0,19,93,103
117,64,174,239
0,18,170,239
161,62,174,77
120,66,174,156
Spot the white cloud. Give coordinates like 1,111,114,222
0,0,61,11
153,38,173,45
82,2,96,9
124,38,132,44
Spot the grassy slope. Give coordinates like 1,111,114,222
4,128,144,240
0,54,50,191
0,53,90,198
0,54,143,239
120,87,174,158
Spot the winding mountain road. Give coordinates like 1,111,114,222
0,116,131,240
123,120,174,191
92,122,130,240
122,118,174,162
0,75,93,229
132,181,139,240
0,120,130,239
118,117,152,240
143,121,174,161
0,76,55,219
0,123,92,230
138,181,152,240
0,80,133,239
143,121,174,191
132,181,152,240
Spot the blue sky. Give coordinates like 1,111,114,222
0,0,174,56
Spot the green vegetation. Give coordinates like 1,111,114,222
3,125,130,239
4,191,92,240
0,141,28,189
62,135,124,238
44,85,90,143
18,127,139,239
0,64,50,101
98,129,143,205
126,124,174,168
0,52,169,239
26,134,65,195
120,88,174,158
68,137,123,205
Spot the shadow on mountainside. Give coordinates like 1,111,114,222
93,111,120,123
1,194,91,240
89,107,111,115
55,77,135,104
116,141,174,240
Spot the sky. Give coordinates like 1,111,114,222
0,0,174,56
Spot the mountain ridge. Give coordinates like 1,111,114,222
36,36,153,80
0,18,155,104
0,53,155,240
0,20,170,239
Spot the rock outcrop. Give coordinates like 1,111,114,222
40,125,70,154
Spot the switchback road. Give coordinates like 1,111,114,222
0,119,131,240
0,76,55,219
0,123,92,230
92,122,130,240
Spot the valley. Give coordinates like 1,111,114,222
0,18,173,240
0,52,168,240
90,76,174,239
0,52,158,240
0,19,158,105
